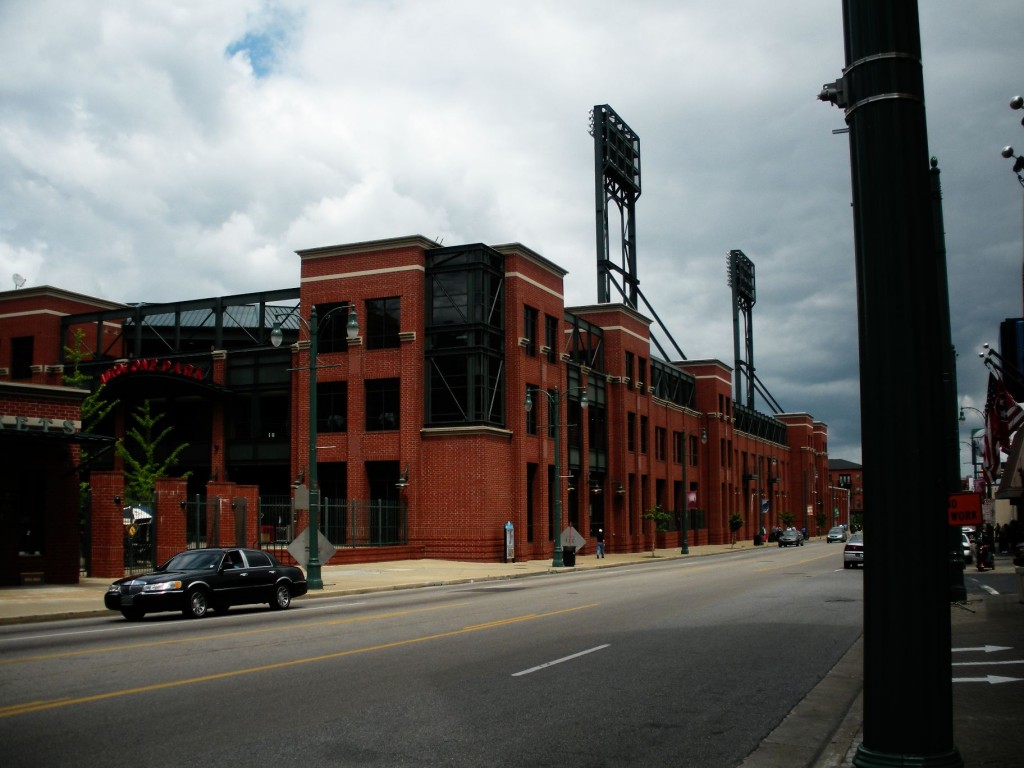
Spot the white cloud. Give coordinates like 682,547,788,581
1,0,1022,466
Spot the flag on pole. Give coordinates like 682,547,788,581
982,371,1024,483
983,373,1001,483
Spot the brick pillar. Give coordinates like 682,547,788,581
236,485,260,548
206,481,236,547
90,471,125,579
154,477,188,563
210,350,227,482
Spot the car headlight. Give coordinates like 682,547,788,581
107,584,121,593
143,581,182,592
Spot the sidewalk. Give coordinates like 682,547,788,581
2,543,1020,767
0,542,745,624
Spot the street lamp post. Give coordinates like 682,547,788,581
271,303,359,590
680,430,689,555
525,386,587,567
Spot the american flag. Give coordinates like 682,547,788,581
982,372,1024,482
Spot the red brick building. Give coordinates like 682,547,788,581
0,235,830,582
827,458,865,529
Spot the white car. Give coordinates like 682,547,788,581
843,533,864,569
826,526,847,543
961,533,973,564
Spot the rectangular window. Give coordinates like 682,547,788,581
640,415,649,454
545,315,558,362
10,336,33,380
625,351,634,387
314,302,353,354
638,357,647,389
526,384,538,435
524,306,538,356
672,430,682,463
655,427,666,461
365,297,400,350
318,381,347,432
365,378,400,431
627,412,636,452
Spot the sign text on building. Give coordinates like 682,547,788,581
101,358,208,385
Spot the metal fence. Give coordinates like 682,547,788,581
123,495,157,575
259,497,408,561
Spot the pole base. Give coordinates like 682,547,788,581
853,744,963,767
307,563,323,590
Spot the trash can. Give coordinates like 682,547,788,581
562,546,576,566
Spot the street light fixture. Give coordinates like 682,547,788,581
271,302,359,590
524,386,588,567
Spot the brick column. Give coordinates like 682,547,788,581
154,477,188,563
90,471,125,579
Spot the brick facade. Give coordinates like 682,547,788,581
1,234,831,581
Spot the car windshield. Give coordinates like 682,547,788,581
161,550,223,571
847,533,863,544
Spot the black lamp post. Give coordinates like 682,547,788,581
271,303,359,590
524,386,587,567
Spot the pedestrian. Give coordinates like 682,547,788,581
596,528,605,558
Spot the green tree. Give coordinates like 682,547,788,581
728,513,744,547
63,328,118,498
63,329,118,428
641,504,672,556
780,512,795,529
116,400,191,506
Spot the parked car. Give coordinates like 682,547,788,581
778,529,804,547
961,533,973,565
843,533,864,568
104,548,307,621
826,526,847,543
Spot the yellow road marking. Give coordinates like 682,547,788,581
0,601,470,666
755,549,839,572
0,603,597,718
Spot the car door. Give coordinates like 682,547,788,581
216,549,258,607
240,549,278,602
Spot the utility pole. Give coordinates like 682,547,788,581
819,2,963,765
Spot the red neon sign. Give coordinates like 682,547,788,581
100,358,208,385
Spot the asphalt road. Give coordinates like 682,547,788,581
0,547,864,767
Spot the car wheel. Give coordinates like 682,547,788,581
184,588,210,618
121,608,145,621
270,583,292,610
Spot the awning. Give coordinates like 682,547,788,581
123,506,154,524
995,431,1024,500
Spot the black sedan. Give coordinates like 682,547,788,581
778,529,804,547
105,548,307,621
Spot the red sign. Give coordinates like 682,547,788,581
100,358,207,385
947,492,982,526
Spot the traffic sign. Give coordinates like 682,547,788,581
947,492,982,526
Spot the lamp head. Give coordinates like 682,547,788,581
1002,146,1016,159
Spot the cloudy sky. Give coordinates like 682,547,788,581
2,1,1021,469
